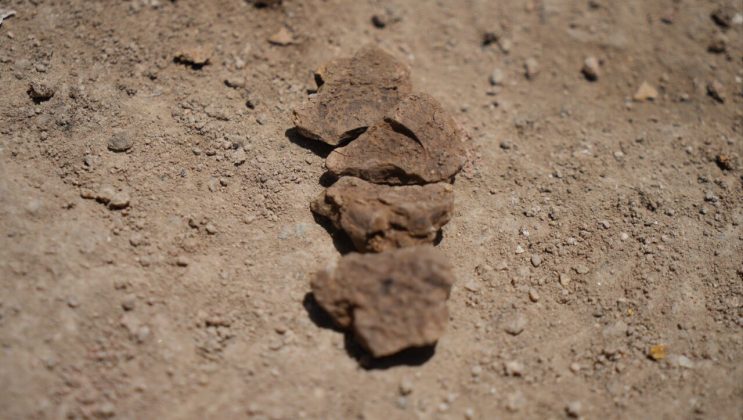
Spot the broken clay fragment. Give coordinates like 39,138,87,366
292,45,412,146
311,177,454,252
325,93,466,185
311,245,455,357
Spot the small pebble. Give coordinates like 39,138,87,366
574,264,589,274
524,57,539,79
205,223,217,235
489,68,505,86
130,233,144,247
677,355,694,369
136,325,151,343
707,80,725,103
80,188,96,199
464,279,481,292
504,313,527,335
464,408,475,419
566,401,582,418
471,365,483,377
95,402,116,418
559,273,571,287
96,185,115,203
498,38,512,53
581,56,600,81
121,294,136,311
528,288,539,302
707,32,727,53
109,191,130,209
505,391,525,412
504,360,524,376
620,232,629,241
530,254,542,267
633,81,658,102
399,378,413,396
108,132,134,153
176,256,190,267
233,148,247,165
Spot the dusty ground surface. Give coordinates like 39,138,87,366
1,0,742,419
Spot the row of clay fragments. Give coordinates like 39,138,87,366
293,46,465,358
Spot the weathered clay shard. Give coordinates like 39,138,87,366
325,93,465,185
311,246,455,357
292,46,412,146
311,177,454,252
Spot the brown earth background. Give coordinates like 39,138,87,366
1,0,742,419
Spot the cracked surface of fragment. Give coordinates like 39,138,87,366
292,45,412,146
325,93,466,185
311,177,454,252
311,245,455,357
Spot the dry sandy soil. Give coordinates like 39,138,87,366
1,0,742,419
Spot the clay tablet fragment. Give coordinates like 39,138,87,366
325,93,465,185
311,246,455,357
292,46,412,146
311,177,454,252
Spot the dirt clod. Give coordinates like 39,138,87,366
292,46,412,145
27,81,55,103
311,245,455,357
325,93,466,185
311,177,454,252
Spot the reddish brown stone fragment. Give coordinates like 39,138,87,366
292,46,412,146
311,177,454,252
311,246,455,357
325,93,465,185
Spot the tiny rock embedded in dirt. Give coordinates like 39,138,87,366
174,45,212,68
292,45,413,145
325,93,466,185
311,245,455,357
311,177,454,252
